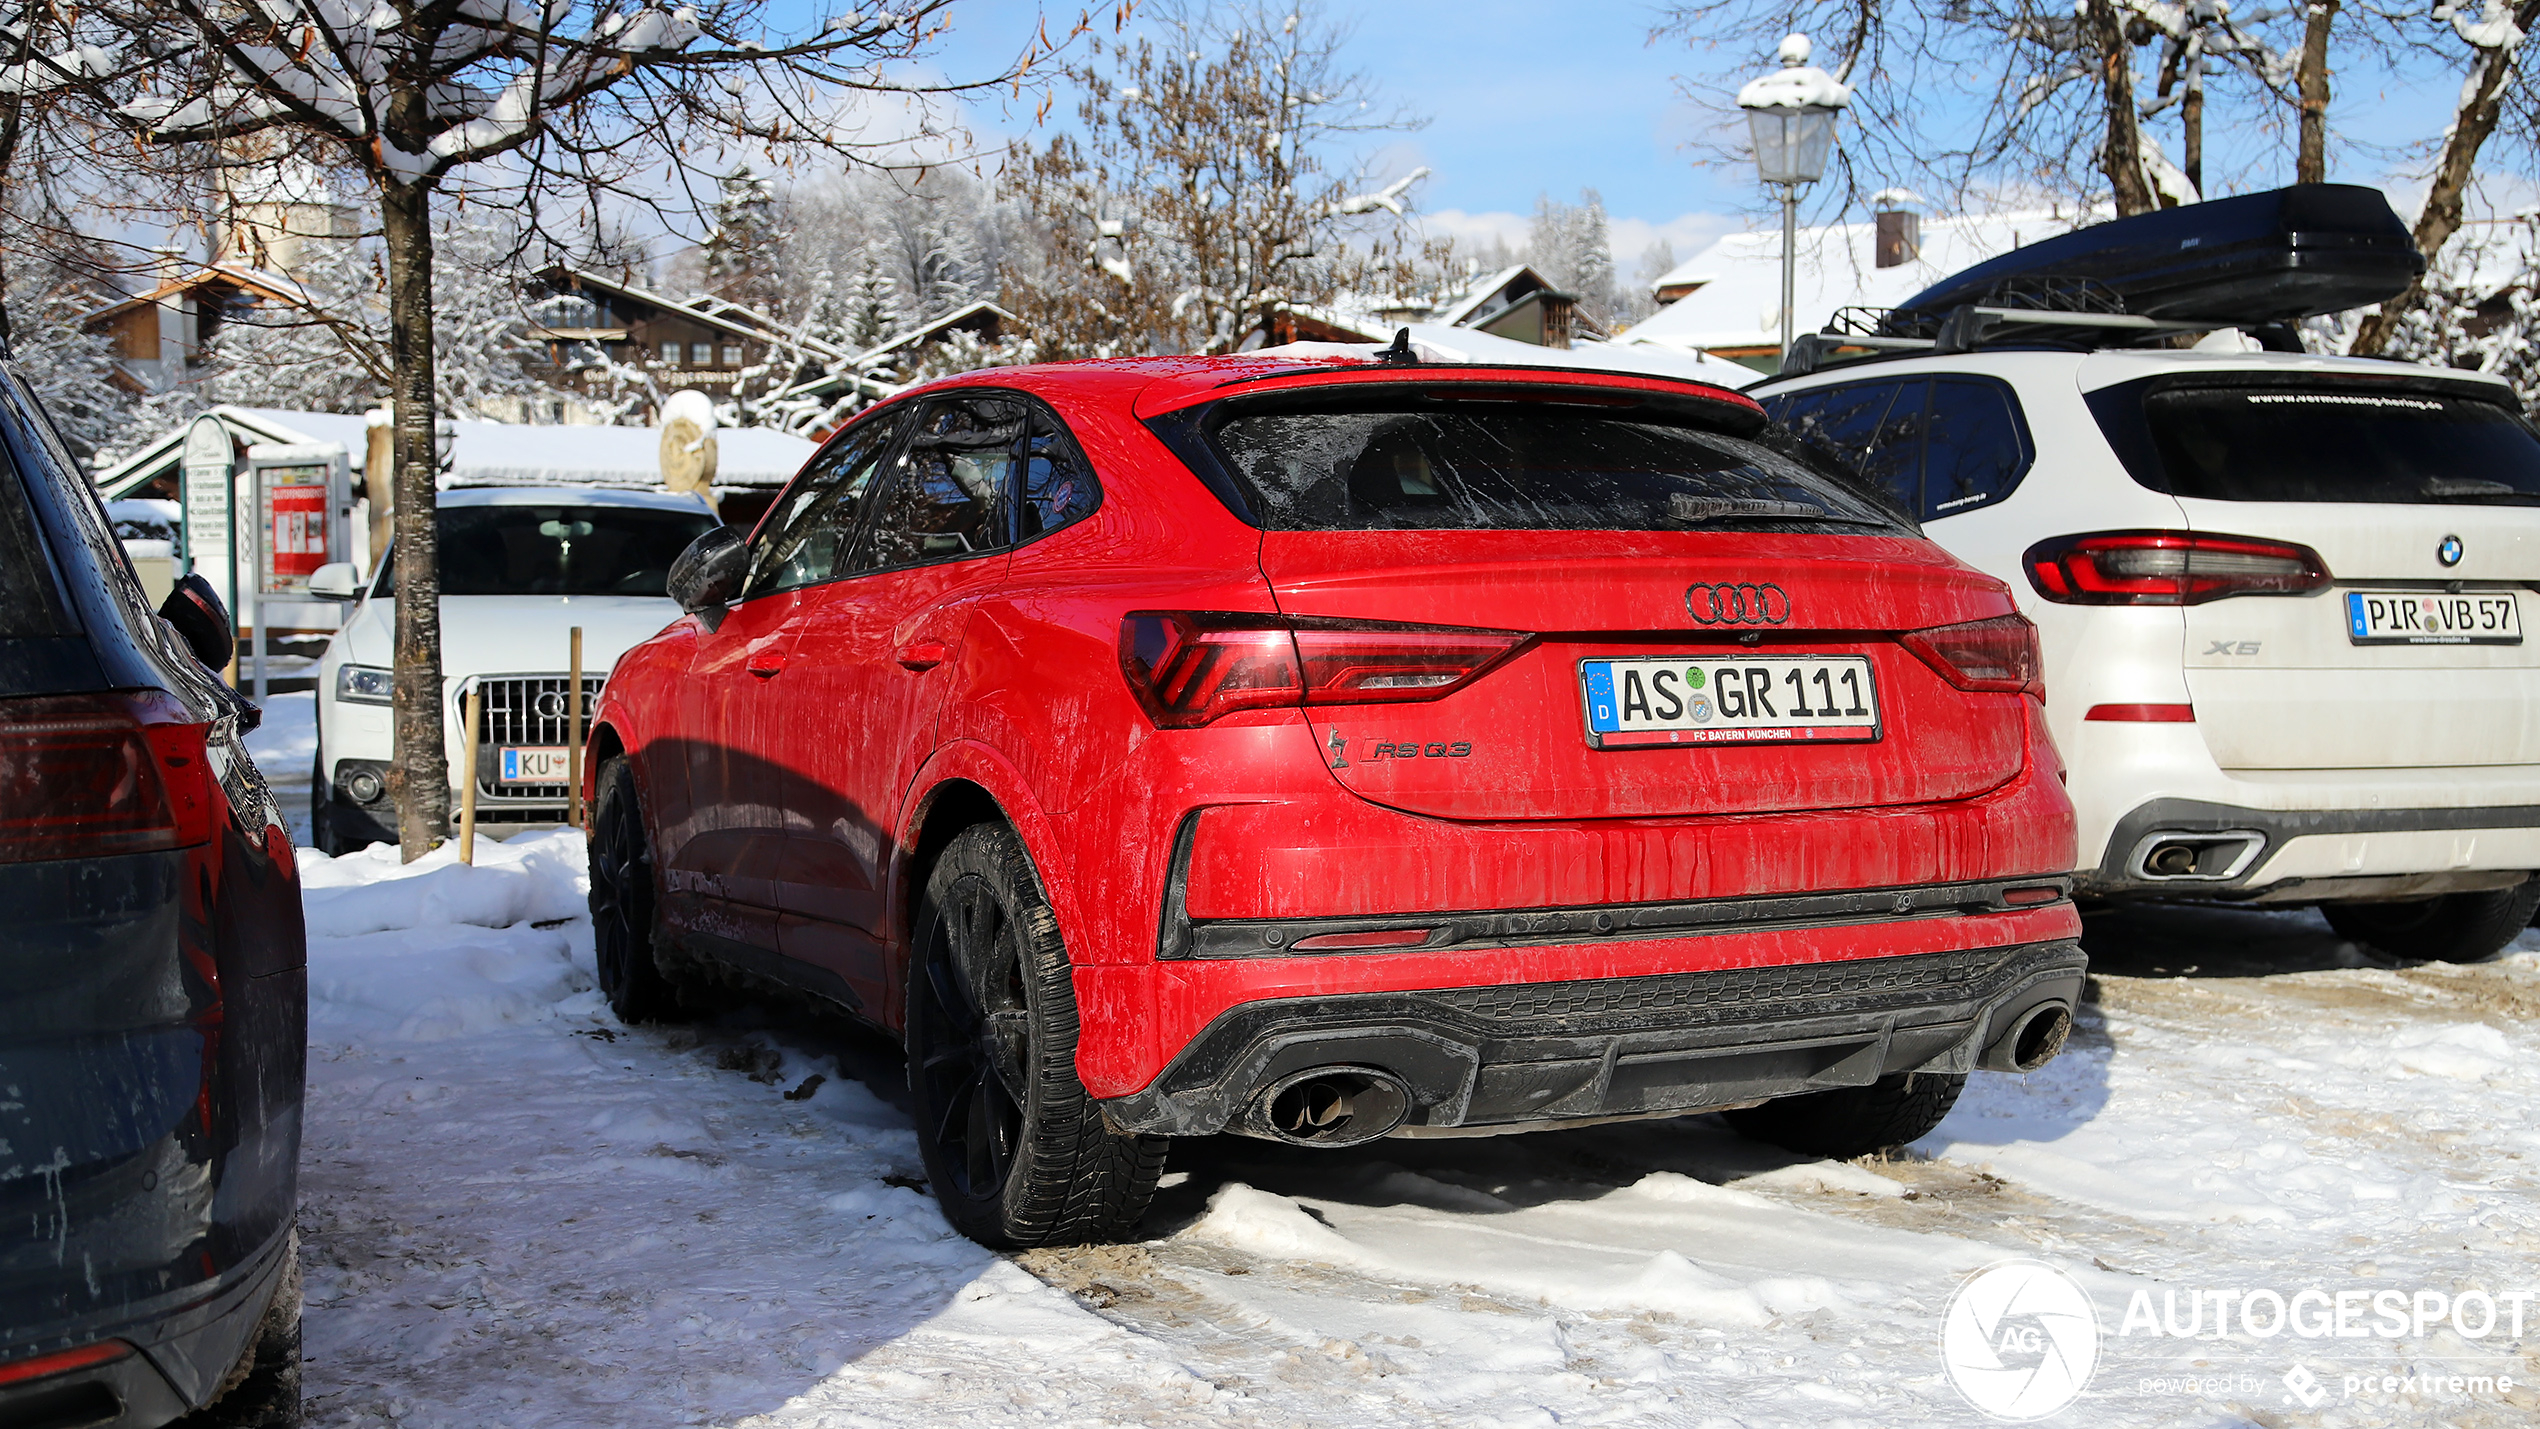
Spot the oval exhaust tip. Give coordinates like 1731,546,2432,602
1982,1002,2073,1073
1259,1066,1412,1147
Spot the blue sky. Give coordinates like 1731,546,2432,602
886,0,2517,272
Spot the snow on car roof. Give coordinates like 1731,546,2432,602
435,486,718,511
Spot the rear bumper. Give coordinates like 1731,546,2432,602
2085,796,2540,901
0,1226,290,1429
1100,936,2086,1137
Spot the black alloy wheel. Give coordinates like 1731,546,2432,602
906,824,1164,1247
589,757,683,1023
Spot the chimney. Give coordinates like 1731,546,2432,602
1875,209,1920,269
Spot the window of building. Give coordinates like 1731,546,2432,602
721,343,744,367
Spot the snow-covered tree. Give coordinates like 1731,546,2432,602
74,0,1058,855
1006,0,1428,358
3,234,137,459
774,166,1013,335
2350,1,2540,356
701,166,784,313
1525,191,1620,332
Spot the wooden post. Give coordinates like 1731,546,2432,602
568,626,586,831
458,686,482,864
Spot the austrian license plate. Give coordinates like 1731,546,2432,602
2345,590,2522,646
498,747,572,783
1580,656,1881,749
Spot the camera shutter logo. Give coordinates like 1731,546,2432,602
1685,582,1791,625
1940,1259,2100,1420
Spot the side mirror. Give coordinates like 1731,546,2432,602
307,561,362,601
160,573,235,671
667,526,747,629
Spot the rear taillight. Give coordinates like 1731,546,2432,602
1119,613,1527,729
1901,615,2044,697
2024,530,2330,605
0,691,214,863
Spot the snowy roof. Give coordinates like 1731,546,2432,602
76,261,314,328
449,419,817,489
1620,204,2112,355
439,487,718,512
537,265,847,361
94,406,821,501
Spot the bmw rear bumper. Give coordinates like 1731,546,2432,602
1099,935,2086,1139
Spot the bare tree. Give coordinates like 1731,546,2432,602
1004,0,1427,359
72,0,1063,857
1653,2,2297,218
2350,0,2540,356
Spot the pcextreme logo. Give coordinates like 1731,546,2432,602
1940,1259,2101,1420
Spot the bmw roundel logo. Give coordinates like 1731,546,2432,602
2438,535,2464,568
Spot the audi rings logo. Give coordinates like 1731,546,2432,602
1685,581,1790,626
533,691,570,721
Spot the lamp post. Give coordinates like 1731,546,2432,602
1738,34,1850,368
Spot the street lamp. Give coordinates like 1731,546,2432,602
1738,33,1851,367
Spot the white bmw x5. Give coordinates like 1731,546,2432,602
1752,185,2540,962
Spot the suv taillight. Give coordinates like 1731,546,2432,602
1901,615,2045,696
2024,530,2330,605
1119,613,1528,729
0,692,214,863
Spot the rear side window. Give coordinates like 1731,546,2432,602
1921,380,2032,517
1766,377,2032,521
851,395,1024,571
0,457,73,638
2092,379,2540,504
1199,397,1907,534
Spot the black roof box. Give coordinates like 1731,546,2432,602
1884,184,2422,338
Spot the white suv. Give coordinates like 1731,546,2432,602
1751,346,2540,961
308,487,721,853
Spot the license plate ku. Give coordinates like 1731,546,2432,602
498,747,572,783
1580,656,1881,749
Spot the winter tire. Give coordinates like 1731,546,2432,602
1723,1071,1968,1159
199,1236,302,1428
589,756,686,1024
308,741,350,857
2322,881,2540,963
907,823,1165,1248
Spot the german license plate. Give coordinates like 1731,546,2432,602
2345,590,2522,645
1580,656,1880,749
498,747,571,783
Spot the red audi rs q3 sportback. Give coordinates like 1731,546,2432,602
588,354,2084,1247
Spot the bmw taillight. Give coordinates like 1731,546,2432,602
0,691,215,863
1901,615,2044,697
1119,613,1528,729
2024,531,2330,605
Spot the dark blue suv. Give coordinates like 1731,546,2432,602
0,358,305,1427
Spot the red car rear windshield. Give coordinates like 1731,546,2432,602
1177,393,1909,534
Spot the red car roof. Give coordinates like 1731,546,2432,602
890,354,1765,425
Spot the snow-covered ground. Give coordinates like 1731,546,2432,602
249,701,2540,1427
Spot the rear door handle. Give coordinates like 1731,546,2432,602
896,640,948,672
746,649,789,678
